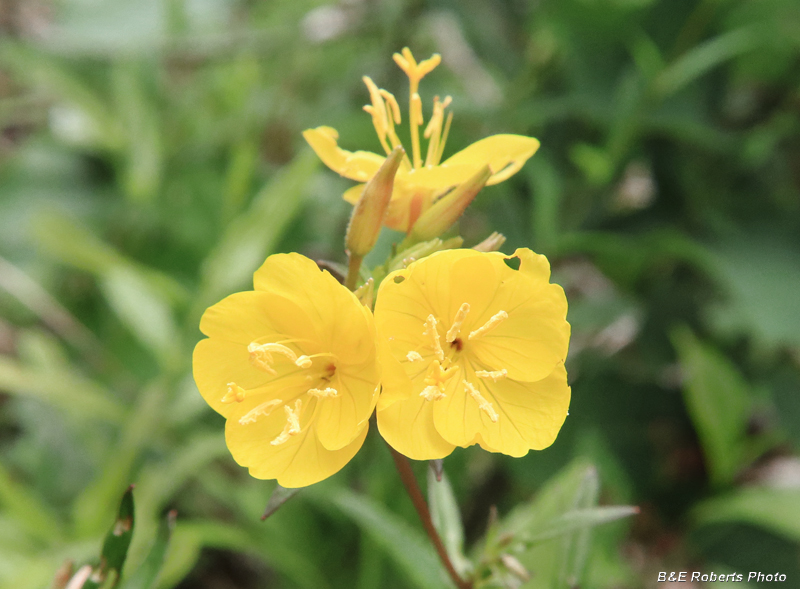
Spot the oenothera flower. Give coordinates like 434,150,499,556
375,248,570,459
193,253,380,487
303,48,540,233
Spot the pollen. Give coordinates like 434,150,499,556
307,387,338,398
475,369,508,382
248,342,305,374
464,381,499,423
270,399,302,446
468,310,509,340
296,355,313,369
238,398,283,425
424,314,445,361
420,386,447,401
406,350,424,362
445,302,470,342
221,382,247,404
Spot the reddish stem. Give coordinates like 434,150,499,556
388,446,472,589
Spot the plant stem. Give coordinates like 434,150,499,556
345,253,362,291
388,446,472,589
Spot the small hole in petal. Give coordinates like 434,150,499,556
504,257,520,271
393,275,406,284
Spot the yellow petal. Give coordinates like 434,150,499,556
316,365,380,451
441,134,540,185
377,392,455,460
478,363,571,453
226,402,369,487
303,127,385,182
253,253,376,365
193,338,309,417
376,338,415,411
199,290,283,345
467,249,569,382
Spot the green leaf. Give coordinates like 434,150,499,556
0,460,66,544
198,149,319,310
84,486,135,589
261,484,301,520
693,487,800,542
122,510,175,589
427,465,471,576
671,326,751,486
0,356,123,423
327,487,455,589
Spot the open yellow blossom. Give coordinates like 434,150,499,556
193,253,380,487
374,248,570,460
303,48,540,233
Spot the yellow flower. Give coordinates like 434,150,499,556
374,248,570,460
303,48,540,233
193,253,381,487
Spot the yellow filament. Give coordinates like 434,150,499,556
468,311,509,340
437,110,453,165
406,350,424,362
475,369,508,382
420,385,447,401
238,398,283,425
424,96,452,167
307,387,338,398
222,382,247,403
464,381,498,423
445,302,471,342
410,93,423,168
270,400,302,445
424,314,444,361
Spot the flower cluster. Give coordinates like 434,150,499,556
193,50,570,487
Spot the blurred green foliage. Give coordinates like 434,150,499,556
1,0,799,587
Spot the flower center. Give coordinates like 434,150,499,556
225,340,342,439
404,303,510,421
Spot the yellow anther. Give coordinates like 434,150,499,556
296,355,313,369
406,350,424,362
475,369,508,382
464,381,499,423
222,382,247,403
270,400,302,446
446,302,471,342
380,89,402,124
238,399,283,425
247,344,276,375
424,95,453,167
468,310,509,340
307,387,338,398
423,314,444,361
420,385,447,401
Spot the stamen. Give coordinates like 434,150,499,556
307,387,338,398
464,381,499,423
420,385,446,401
221,382,247,403
248,342,302,374
424,315,444,361
247,344,276,375
270,400,302,445
295,355,313,369
363,76,391,155
424,96,452,167
468,311,509,340
475,369,508,382
406,350,424,362
410,92,423,168
446,302,471,342
437,110,453,165
238,399,283,425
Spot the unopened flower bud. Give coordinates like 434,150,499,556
407,165,491,243
345,146,405,257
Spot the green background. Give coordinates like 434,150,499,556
1,0,799,587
